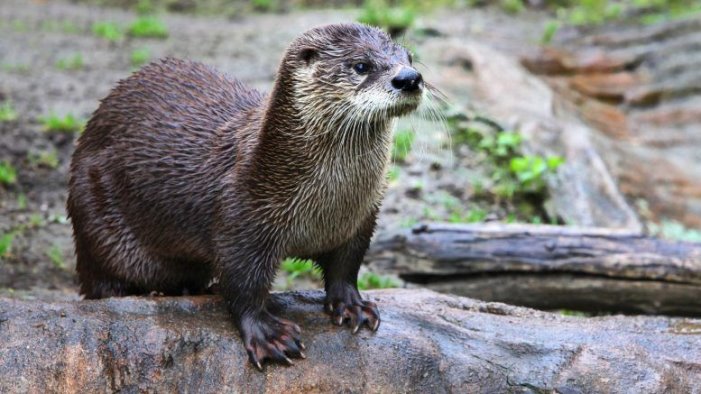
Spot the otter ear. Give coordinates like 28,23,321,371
298,48,318,66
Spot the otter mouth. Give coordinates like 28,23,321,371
388,94,422,117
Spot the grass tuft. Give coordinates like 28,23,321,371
0,232,15,257
55,53,84,71
40,113,85,134
0,161,17,185
392,129,414,162
357,272,400,290
128,16,169,39
130,47,151,67
0,101,18,122
28,149,59,169
93,21,124,42
358,0,415,37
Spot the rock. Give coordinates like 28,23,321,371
1,290,700,393
569,72,641,102
519,18,701,228
425,39,642,230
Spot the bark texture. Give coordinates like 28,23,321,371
367,223,701,315
1,289,701,393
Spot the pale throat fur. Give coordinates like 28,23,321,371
247,60,397,257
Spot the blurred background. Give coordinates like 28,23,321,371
1,0,700,304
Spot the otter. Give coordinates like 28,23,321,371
67,23,424,369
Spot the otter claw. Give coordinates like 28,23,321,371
326,299,381,333
241,312,305,370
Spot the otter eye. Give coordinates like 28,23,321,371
353,62,370,75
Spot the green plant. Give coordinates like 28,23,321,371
28,149,59,169
47,244,65,269
131,47,151,67
40,20,80,34
500,0,525,14
357,272,400,290
0,161,17,185
0,232,15,257
56,53,84,71
387,165,400,182
280,258,321,282
0,101,18,122
400,217,419,228
16,193,27,210
1,63,30,74
541,20,560,44
558,309,591,317
49,214,69,224
252,0,276,12
358,0,416,37
136,0,156,15
40,113,85,134
449,207,488,223
93,21,124,42
392,129,414,162
12,20,28,32
128,16,168,39
28,213,44,228
565,0,622,25
447,110,565,223
649,220,701,243
509,155,564,193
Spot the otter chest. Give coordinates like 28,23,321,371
287,148,389,256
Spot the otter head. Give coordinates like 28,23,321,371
279,23,423,129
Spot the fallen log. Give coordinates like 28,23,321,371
366,223,701,315
1,289,700,393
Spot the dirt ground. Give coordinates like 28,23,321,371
0,0,551,295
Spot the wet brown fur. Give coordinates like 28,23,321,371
67,23,421,368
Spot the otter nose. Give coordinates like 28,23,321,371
391,67,423,92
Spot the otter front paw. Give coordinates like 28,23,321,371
324,285,380,333
240,311,306,370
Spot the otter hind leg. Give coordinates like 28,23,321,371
74,233,149,299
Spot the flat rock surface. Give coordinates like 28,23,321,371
1,289,700,393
